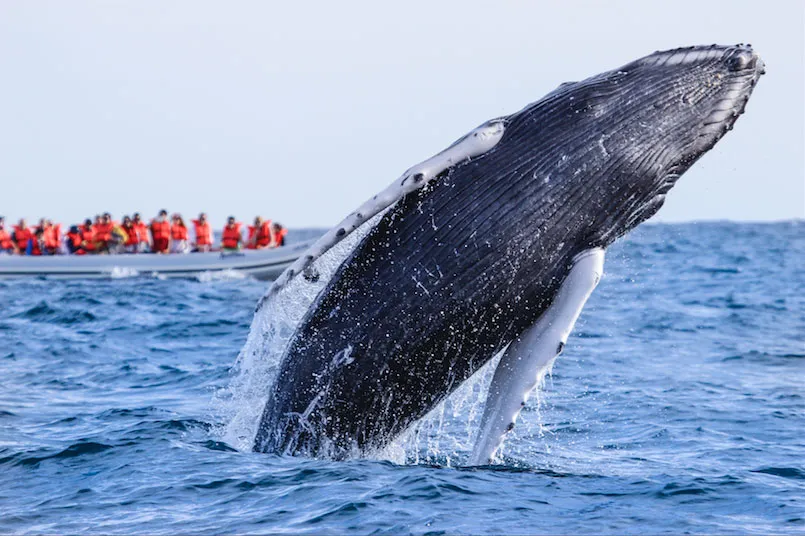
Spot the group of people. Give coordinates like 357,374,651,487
0,211,287,256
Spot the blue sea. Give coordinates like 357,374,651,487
0,222,802,534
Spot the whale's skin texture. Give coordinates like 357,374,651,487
254,45,764,458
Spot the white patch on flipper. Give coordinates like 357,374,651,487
258,119,506,307
468,248,605,465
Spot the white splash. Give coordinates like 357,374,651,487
370,350,505,466
212,213,386,452
195,269,247,282
108,266,140,279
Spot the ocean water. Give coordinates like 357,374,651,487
0,221,802,534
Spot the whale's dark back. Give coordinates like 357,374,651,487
254,45,763,457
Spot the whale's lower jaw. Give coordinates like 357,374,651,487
253,44,763,459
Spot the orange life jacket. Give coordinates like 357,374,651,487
0,228,13,250
43,224,61,251
247,221,272,248
192,220,212,246
12,226,32,251
93,222,113,243
274,227,287,246
67,231,82,247
171,223,188,241
123,224,139,246
66,230,85,254
135,222,149,243
29,234,42,256
150,220,170,241
221,223,242,249
80,225,97,252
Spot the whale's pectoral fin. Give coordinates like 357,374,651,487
468,248,605,466
257,119,506,308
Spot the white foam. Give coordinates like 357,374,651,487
108,266,140,279
195,269,247,282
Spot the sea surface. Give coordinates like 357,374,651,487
0,222,803,535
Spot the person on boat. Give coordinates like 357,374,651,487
108,220,130,254
150,210,171,254
132,213,150,253
0,217,15,254
12,219,33,255
122,216,140,254
271,222,287,247
170,213,190,254
66,225,86,255
93,213,114,253
221,216,243,251
192,213,213,252
28,227,44,256
42,220,62,255
247,216,273,250
80,219,97,254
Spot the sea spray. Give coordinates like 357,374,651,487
376,351,503,465
195,269,247,283
213,214,386,452
384,351,557,465
214,208,564,461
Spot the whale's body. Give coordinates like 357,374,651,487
253,45,764,460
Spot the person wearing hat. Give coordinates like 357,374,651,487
80,219,97,254
65,225,85,255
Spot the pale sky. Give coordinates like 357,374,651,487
1,0,802,229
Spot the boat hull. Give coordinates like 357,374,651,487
0,241,313,280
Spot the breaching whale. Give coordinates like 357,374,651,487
252,45,764,462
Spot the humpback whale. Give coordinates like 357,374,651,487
252,45,764,462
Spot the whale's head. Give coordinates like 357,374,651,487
618,44,764,176
505,44,764,245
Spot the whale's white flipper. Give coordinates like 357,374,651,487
257,120,505,308
469,248,605,465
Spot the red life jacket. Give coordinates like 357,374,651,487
0,228,13,250
80,225,96,252
12,226,32,251
247,221,272,249
43,224,61,251
67,231,82,247
150,220,170,241
192,220,212,246
30,234,42,256
94,222,113,243
274,227,287,246
123,225,139,246
66,230,85,254
221,223,242,249
171,223,188,241
135,222,150,243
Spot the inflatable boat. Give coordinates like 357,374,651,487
0,240,314,280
